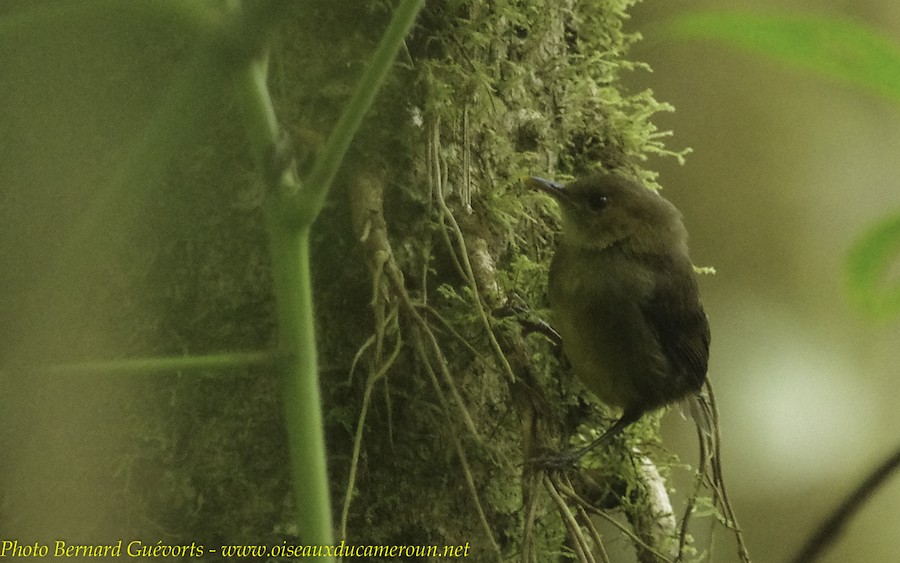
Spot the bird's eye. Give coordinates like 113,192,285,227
584,193,609,212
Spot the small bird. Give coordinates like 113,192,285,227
527,172,710,457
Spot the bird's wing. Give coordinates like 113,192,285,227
640,264,710,390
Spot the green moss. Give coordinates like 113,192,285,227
300,1,697,559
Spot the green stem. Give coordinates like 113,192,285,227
10,351,280,377
237,57,334,548
292,0,425,225
235,0,425,551
266,223,333,546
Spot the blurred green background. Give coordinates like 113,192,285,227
629,0,900,561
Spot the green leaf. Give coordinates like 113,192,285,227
847,213,900,320
659,12,900,104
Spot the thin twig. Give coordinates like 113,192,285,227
577,505,612,563
410,329,502,560
677,415,708,561
428,118,517,384
340,306,401,540
521,474,540,563
545,474,595,563
559,476,676,563
448,422,504,561
703,383,751,562
789,445,900,563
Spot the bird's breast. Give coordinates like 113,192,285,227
548,246,662,410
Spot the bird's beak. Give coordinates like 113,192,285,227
525,176,567,200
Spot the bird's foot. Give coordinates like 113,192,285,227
494,302,562,348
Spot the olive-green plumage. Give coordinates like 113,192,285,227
529,173,710,447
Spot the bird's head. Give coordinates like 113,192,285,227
527,172,686,253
